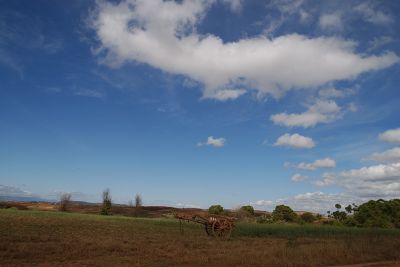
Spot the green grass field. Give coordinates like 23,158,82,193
1,209,400,266
235,221,400,238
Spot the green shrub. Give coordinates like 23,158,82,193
101,189,112,215
300,212,316,223
332,211,347,222
343,216,357,227
353,199,400,228
208,204,224,215
272,205,298,222
240,205,255,216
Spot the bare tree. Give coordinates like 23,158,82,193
101,188,112,215
135,194,142,208
134,193,142,216
59,193,71,212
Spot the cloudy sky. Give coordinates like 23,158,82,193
1,0,399,213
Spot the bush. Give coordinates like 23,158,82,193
343,216,357,227
101,189,112,215
256,213,273,224
272,205,298,222
353,199,400,228
240,205,255,216
208,204,224,215
332,210,347,222
300,212,316,223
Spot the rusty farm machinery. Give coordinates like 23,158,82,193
174,212,235,239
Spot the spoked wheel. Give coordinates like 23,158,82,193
211,220,233,240
205,223,213,236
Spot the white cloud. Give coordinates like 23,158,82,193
318,13,343,31
339,162,400,198
291,173,308,182
207,136,226,147
379,128,400,143
198,136,226,147
0,185,33,197
309,160,400,199
253,199,274,206
252,191,358,214
274,133,315,149
90,0,398,101
368,147,400,163
271,99,342,128
210,88,246,101
285,157,336,171
314,172,336,187
354,2,393,25
340,162,400,182
318,87,355,99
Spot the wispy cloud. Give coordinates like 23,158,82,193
0,49,24,78
318,87,356,99
73,88,105,98
318,12,343,31
354,2,393,25
291,173,309,182
0,9,63,77
285,158,336,171
367,36,395,52
0,184,34,197
271,100,342,128
222,0,243,13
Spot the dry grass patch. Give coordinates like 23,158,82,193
1,209,400,267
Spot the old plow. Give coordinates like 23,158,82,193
174,212,235,239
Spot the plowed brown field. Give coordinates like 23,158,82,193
1,209,400,267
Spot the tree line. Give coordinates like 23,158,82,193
59,191,400,229
58,189,142,216
208,199,400,229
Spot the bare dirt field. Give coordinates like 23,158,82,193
1,208,400,267
333,262,400,267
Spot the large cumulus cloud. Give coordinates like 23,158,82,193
90,0,399,100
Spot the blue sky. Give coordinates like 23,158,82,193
1,0,400,213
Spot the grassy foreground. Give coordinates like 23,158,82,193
1,209,400,267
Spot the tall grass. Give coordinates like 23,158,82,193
2,208,400,239
234,222,400,239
